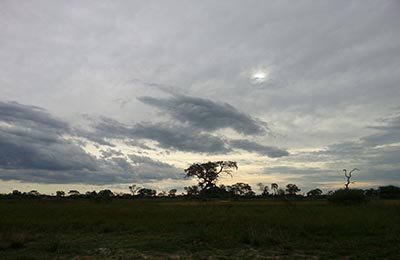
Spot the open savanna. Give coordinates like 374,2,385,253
0,198,399,259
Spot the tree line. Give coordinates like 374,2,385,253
2,161,400,200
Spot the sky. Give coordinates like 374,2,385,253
0,0,399,195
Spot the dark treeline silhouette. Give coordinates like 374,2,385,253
2,185,400,201
2,161,400,201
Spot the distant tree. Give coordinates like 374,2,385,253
168,189,177,197
328,189,368,205
228,183,255,197
184,185,200,196
68,190,80,196
98,189,114,197
157,191,167,197
378,185,400,199
28,190,40,196
129,185,141,195
306,188,322,197
285,184,300,195
364,188,378,197
12,190,21,196
56,191,65,197
271,183,279,195
137,188,156,197
257,183,269,196
86,191,97,196
277,188,285,196
343,168,359,190
184,161,238,193
262,186,269,196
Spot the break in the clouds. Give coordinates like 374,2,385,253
138,95,267,135
0,0,399,191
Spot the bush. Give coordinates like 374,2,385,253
378,185,400,199
328,189,368,205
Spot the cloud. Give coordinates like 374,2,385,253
230,139,289,158
0,101,183,184
91,117,290,157
363,115,400,146
278,113,400,186
0,101,98,171
0,101,69,132
263,166,328,175
138,95,268,135
128,154,182,181
130,123,231,154
91,117,232,154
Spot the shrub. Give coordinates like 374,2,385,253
378,185,400,199
328,189,368,205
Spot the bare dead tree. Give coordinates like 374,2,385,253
343,168,359,190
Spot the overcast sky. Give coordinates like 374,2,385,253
1,0,399,194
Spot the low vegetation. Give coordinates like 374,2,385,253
1,162,399,259
0,199,399,259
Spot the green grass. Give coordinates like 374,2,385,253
0,198,399,259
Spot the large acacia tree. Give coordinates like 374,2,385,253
184,161,238,192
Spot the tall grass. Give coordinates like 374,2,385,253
0,199,399,259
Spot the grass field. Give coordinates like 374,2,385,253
0,198,399,259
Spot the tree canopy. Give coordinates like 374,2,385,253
184,161,238,192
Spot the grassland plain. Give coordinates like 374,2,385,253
0,198,399,259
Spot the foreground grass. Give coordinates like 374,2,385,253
0,198,399,259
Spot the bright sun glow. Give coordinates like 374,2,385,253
251,70,269,83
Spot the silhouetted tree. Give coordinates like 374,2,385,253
168,189,177,197
379,185,400,199
277,188,285,196
364,188,378,197
98,189,114,197
343,168,359,190
271,183,278,195
138,188,156,197
12,190,21,196
184,161,238,193
257,183,269,196
86,191,97,196
184,185,200,196
56,191,65,197
306,188,322,197
158,191,167,197
68,190,80,196
28,190,40,196
129,185,141,195
285,184,300,195
328,189,368,205
228,183,255,197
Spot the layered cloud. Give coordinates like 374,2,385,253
0,1,399,191
0,101,182,184
85,94,288,156
138,95,267,135
264,113,400,189
229,139,289,158
0,99,288,184
92,119,232,154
